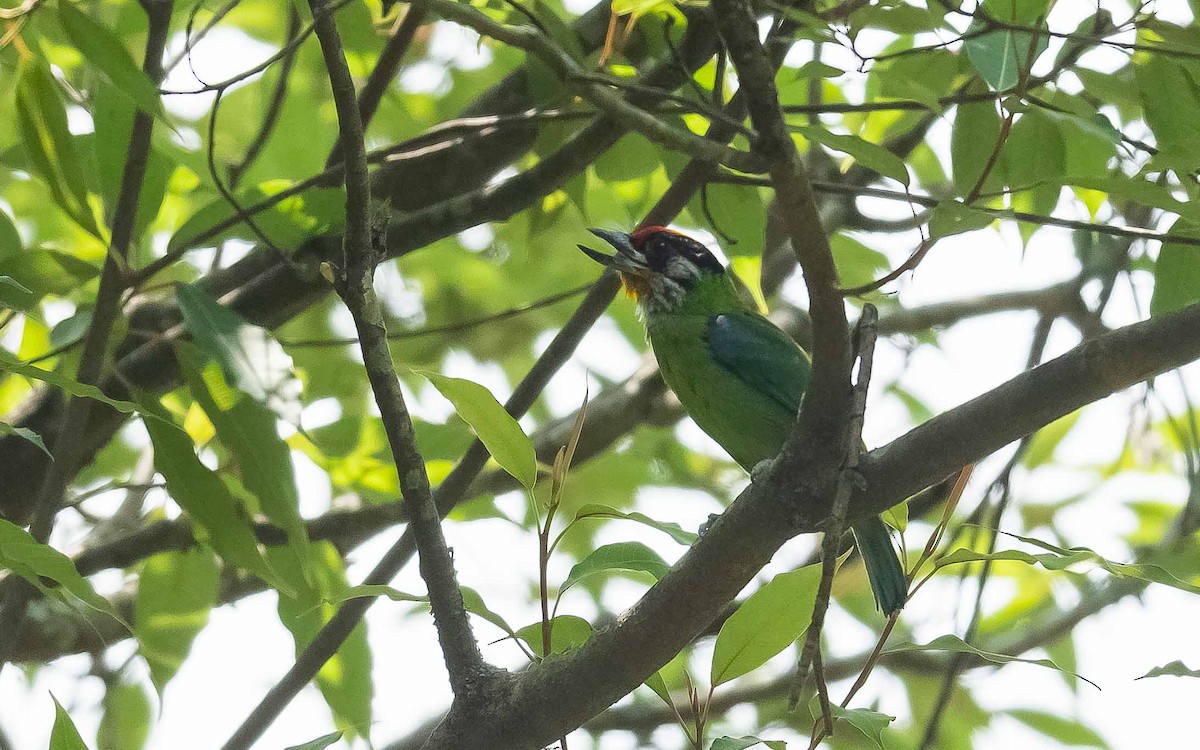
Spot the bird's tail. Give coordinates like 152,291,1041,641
851,516,907,615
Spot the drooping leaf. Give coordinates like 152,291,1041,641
885,634,1099,688
179,346,309,568
1023,410,1083,468
964,10,1050,91
0,349,150,419
571,504,697,545
98,679,153,750
711,564,821,686
56,0,165,120
928,200,994,240
461,586,518,639
269,542,372,737
49,696,91,750
1136,660,1200,680
560,541,670,593
0,518,125,626
951,88,1004,196
421,371,536,490
134,548,219,693
142,404,288,592
15,56,98,234
1150,220,1200,317
175,284,302,422
881,498,908,533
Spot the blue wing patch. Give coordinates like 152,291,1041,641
706,312,812,416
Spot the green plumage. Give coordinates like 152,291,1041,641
647,272,907,614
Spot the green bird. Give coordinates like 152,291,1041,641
580,225,906,614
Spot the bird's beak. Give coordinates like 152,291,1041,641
578,228,653,300
577,228,645,273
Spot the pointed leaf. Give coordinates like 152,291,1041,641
827,704,894,749
285,733,343,750
572,504,697,544
0,422,50,457
0,519,125,626
711,564,821,686
421,372,536,490
50,696,91,750
795,125,909,185
515,614,594,657
1007,708,1110,748
0,350,152,419
709,736,786,750
560,541,670,593
885,634,1098,688
56,0,165,120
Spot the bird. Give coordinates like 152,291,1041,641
579,225,907,615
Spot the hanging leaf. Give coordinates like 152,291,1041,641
0,422,50,457
420,371,536,490
56,0,165,120
98,679,153,750
0,519,126,626
794,125,910,185
1150,220,1200,317
134,548,219,693
284,733,343,750
885,635,1099,688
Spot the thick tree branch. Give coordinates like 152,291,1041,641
412,300,1200,749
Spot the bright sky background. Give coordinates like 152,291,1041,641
2,1,1199,749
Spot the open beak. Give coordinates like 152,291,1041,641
578,228,652,300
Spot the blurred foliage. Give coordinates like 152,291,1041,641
1,0,1200,749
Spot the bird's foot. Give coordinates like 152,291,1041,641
750,456,778,484
698,512,722,537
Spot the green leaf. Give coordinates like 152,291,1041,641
830,233,890,288
93,84,173,238
285,733,343,750
1023,409,1082,468
1136,660,1200,679
0,349,150,418
1007,708,1110,748
0,211,20,256
1001,110,1065,216
142,405,289,592
1135,52,1200,170
167,183,347,254
0,273,32,297
175,284,302,421
50,696,91,750
270,542,372,737
420,371,536,490
928,200,994,240
515,614,594,657
560,541,670,593
0,518,125,626
711,564,821,686
134,548,219,692
0,248,99,309
0,422,50,457
461,586,518,638
179,346,309,567
688,182,766,256
56,0,165,120
710,736,786,750
1150,220,1200,317
885,635,1099,689
827,704,895,748
881,498,908,533
16,56,98,234
98,679,153,750
951,90,1003,195
571,504,697,544
963,14,1049,91
795,126,909,185
939,530,1200,595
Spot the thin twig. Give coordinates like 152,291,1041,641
308,0,484,696
789,305,879,720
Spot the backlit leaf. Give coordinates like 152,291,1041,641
560,541,670,592
134,548,219,692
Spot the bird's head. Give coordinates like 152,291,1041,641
578,226,725,312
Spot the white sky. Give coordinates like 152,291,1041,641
3,1,1199,749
